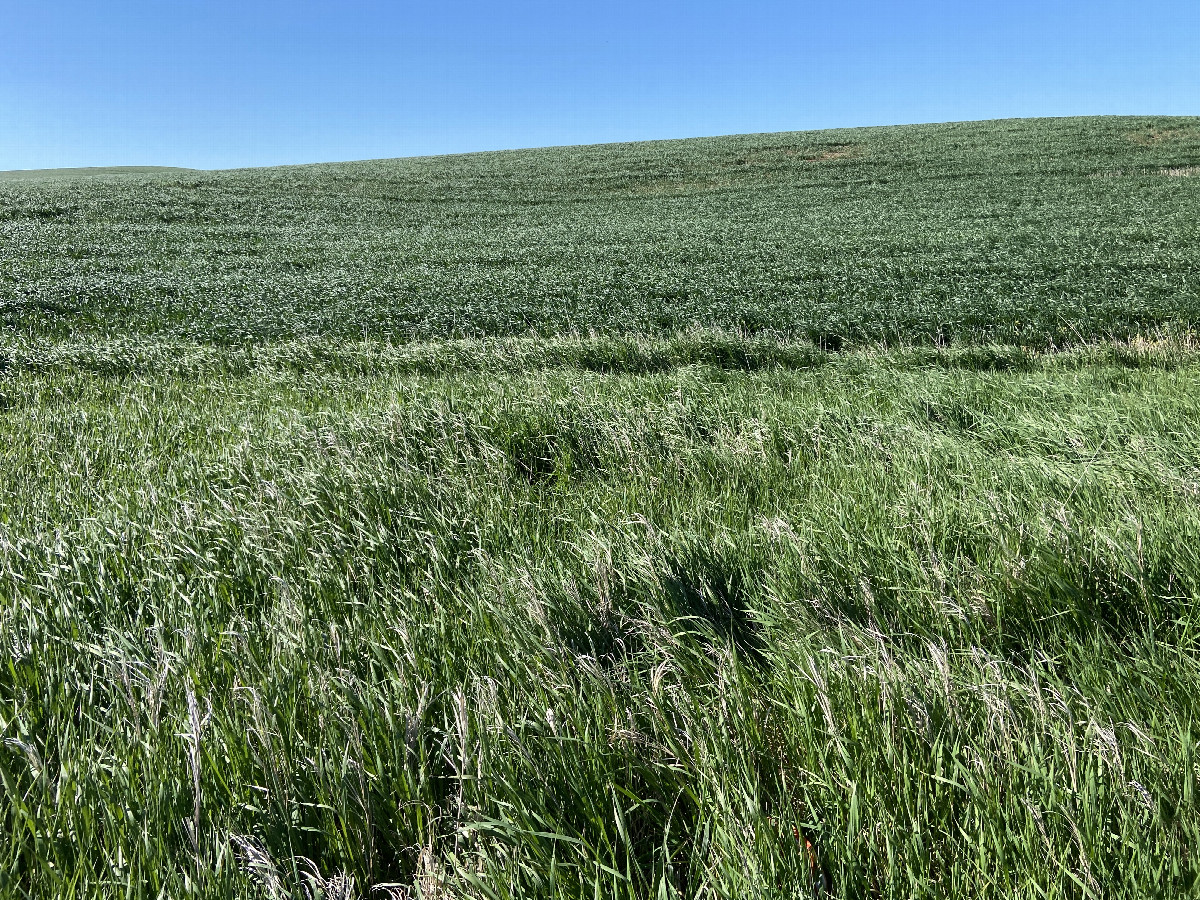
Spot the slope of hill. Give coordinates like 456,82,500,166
0,165,198,180
1,116,1198,345
1,119,1199,899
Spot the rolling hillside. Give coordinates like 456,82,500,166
1,118,1199,899
1,116,1198,345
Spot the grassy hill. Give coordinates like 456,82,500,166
1,116,1198,345
1,118,1199,898
0,165,198,181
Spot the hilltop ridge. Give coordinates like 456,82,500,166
0,165,198,180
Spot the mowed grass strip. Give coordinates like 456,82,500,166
1,337,1197,897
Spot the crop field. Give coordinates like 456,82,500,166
1,117,1200,898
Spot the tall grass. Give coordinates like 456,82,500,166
3,116,1199,897
1,334,1197,897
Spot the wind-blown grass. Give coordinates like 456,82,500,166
2,334,1199,897
2,117,1200,898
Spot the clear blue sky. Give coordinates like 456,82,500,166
1,0,1197,170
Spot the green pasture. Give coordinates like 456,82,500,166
1,116,1198,345
1,118,1199,898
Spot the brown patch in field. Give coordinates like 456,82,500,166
814,145,859,161
1125,126,1200,146
1160,166,1199,177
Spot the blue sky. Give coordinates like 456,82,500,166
1,0,1197,170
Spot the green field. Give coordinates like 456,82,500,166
0,166,199,182
2,118,1200,898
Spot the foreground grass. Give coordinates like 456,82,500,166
2,334,1198,898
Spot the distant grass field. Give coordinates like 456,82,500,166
2,116,1199,345
2,118,1200,899
0,166,198,181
